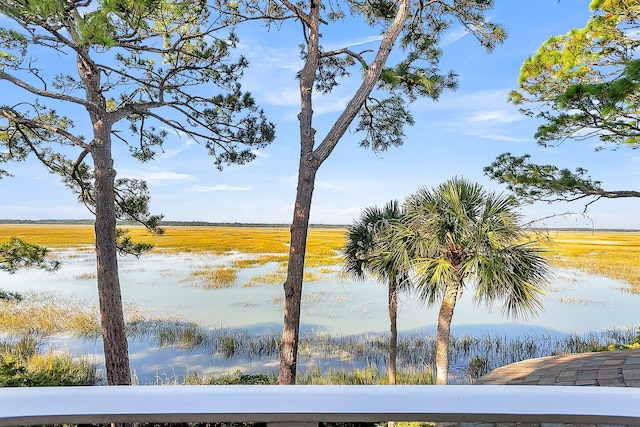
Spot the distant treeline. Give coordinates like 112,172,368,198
0,219,95,225
1,219,638,232
0,219,347,229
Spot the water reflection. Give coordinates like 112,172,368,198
4,250,639,335
2,250,639,383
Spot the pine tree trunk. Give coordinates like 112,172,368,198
277,0,410,385
435,282,459,385
388,276,398,385
279,162,317,385
77,44,131,385
93,123,131,386
278,0,320,385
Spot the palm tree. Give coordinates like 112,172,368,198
396,177,550,385
343,200,412,385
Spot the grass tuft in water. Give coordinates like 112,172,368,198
181,367,434,386
124,319,640,384
296,366,435,385
4,292,639,385
242,272,286,287
0,293,100,336
156,322,207,349
191,266,238,288
243,270,323,287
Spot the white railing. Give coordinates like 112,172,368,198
2,385,640,426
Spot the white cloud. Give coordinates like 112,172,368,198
315,180,341,189
337,206,368,217
240,41,302,71
263,53,303,71
190,184,251,192
441,28,469,47
325,35,383,51
468,109,524,124
418,89,511,112
160,147,187,160
118,168,192,182
314,95,351,115
262,87,351,116
264,88,299,107
162,127,190,139
441,15,495,47
251,149,271,158
413,88,533,143
464,131,530,143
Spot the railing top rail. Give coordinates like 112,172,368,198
2,385,640,426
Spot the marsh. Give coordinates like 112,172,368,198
2,245,639,384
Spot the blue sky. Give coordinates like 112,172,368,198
2,0,639,228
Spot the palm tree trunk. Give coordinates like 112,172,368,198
388,276,398,385
435,282,459,385
388,277,399,427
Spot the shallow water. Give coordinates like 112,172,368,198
2,249,639,383
4,249,638,335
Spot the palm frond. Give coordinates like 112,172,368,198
342,200,412,291
402,177,550,317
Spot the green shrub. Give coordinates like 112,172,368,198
468,355,490,380
593,335,640,352
0,334,99,387
185,370,276,385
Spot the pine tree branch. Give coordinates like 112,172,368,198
0,71,100,112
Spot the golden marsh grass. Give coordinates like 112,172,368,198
3,225,640,292
242,270,322,287
0,224,345,267
242,272,286,287
539,230,640,292
0,293,100,336
0,225,96,248
191,266,238,288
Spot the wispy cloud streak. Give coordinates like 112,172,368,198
191,184,251,192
